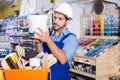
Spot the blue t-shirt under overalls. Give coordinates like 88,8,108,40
42,30,76,80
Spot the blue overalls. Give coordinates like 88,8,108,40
43,32,75,80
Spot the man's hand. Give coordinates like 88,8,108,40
34,27,50,43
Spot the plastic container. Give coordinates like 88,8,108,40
27,14,48,38
3,68,50,80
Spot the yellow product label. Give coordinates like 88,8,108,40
11,53,18,63
0,70,4,80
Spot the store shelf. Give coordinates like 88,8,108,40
71,42,120,80
81,36,120,40
80,9,120,40
74,54,96,66
1,16,34,51
70,68,95,79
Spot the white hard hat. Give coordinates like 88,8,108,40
54,2,73,20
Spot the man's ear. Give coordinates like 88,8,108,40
66,20,70,25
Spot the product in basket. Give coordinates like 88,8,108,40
41,54,57,68
29,58,41,69
15,45,25,57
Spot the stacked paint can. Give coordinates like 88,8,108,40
84,14,119,36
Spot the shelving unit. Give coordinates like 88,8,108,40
70,43,120,80
1,16,34,51
70,9,120,80
0,36,11,59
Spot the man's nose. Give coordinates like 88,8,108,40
54,18,58,23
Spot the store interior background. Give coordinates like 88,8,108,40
0,0,120,80
0,0,119,39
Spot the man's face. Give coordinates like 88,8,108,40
53,12,68,31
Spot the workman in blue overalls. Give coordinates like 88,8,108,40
34,2,79,80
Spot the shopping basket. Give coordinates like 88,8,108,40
3,68,50,80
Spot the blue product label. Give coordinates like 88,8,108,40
0,48,9,58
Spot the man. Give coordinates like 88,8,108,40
35,2,79,80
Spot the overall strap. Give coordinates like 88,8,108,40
61,33,76,42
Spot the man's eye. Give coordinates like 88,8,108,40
54,16,64,21
58,17,62,20
54,16,57,19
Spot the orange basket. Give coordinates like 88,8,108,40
3,68,50,80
